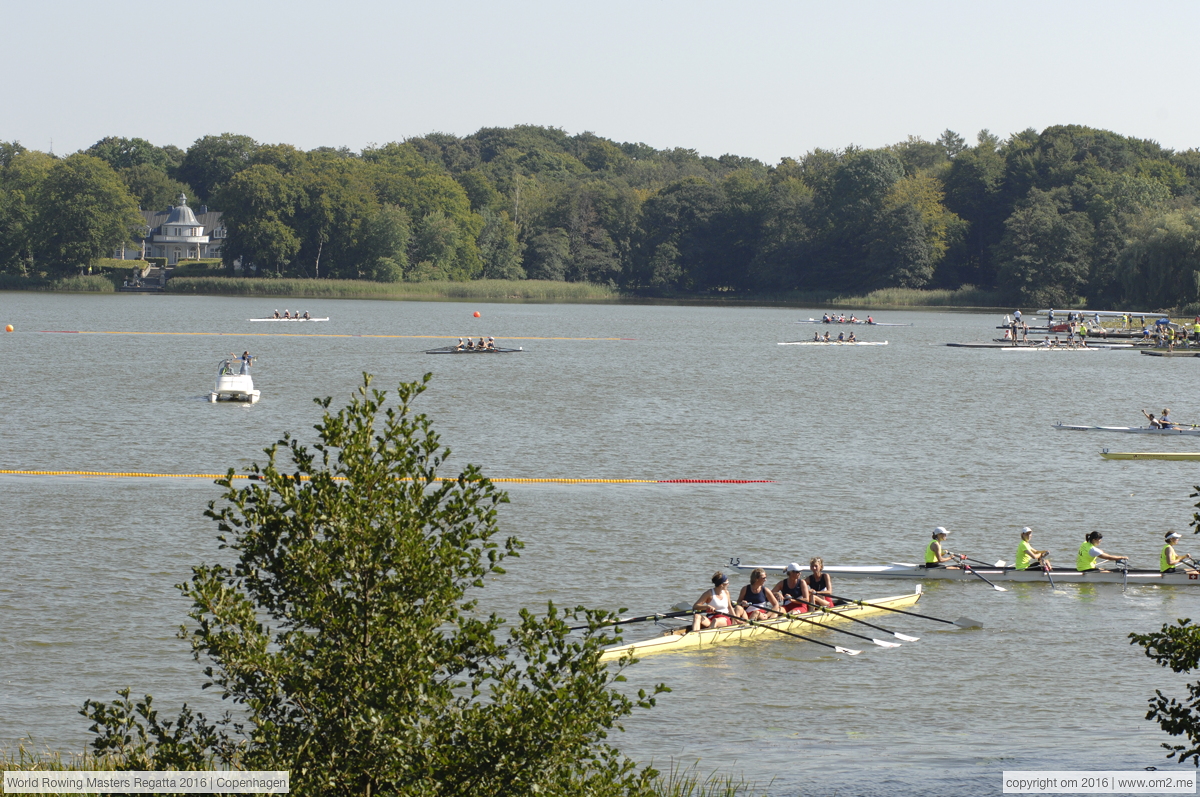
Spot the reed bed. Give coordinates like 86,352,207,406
166,277,619,302
763,284,1003,309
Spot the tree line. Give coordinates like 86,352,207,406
3,125,1200,309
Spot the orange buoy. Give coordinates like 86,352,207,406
4,325,11,332
473,311,481,317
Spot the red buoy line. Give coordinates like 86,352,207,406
0,469,773,484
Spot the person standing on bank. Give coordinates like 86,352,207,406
1161,532,1193,573
1076,532,1128,571
1015,527,1049,571
924,527,958,568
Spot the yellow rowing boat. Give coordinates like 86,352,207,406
598,589,922,661
1100,451,1200,460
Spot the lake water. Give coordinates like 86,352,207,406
1,293,1197,795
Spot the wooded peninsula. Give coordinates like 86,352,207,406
2,124,1198,310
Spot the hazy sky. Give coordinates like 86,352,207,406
3,0,1198,163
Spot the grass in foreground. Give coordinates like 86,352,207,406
2,745,767,796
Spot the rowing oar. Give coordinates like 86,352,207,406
756,605,901,648
962,556,1007,569
707,610,861,655
958,558,1007,592
564,609,694,632
827,595,982,629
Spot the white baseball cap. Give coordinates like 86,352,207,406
1021,527,1033,534
933,526,949,537
785,562,803,573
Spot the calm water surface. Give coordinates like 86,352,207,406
1,293,1198,795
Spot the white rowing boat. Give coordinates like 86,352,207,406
796,319,911,327
999,345,1099,352
248,317,329,322
730,560,1200,585
779,341,889,346
1053,422,1200,436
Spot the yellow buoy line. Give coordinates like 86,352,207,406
0,469,772,484
39,330,633,341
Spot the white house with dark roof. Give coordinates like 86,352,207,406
120,193,227,264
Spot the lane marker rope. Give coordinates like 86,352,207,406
0,470,773,484
38,331,635,341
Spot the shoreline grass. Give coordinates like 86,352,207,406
0,272,1010,310
165,277,621,302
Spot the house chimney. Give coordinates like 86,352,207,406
199,205,208,214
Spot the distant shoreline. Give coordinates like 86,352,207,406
0,274,1011,310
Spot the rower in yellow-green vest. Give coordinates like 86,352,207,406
1015,527,1048,570
1160,532,1192,573
1075,531,1128,571
924,527,958,568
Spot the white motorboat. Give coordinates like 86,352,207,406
1053,422,1200,435
209,358,260,404
730,559,1200,586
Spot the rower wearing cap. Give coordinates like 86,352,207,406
1161,532,1192,573
485,336,496,350
692,571,748,631
1076,532,1128,572
455,337,466,351
773,563,813,614
737,568,782,620
477,337,487,350
924,527,958,568
1015,527,1049,571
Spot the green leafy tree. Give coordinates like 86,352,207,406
86,136,179,173
1117,209,1200,309
81,375,665,796
994,188,1093,306
0,148,55,274
178,133,259,202
216,164,302,275
477,208,524,280
357,203,411,282
120,164,195,211
32,153,144,272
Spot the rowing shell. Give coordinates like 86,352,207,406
1053,422,1200,435
1100,451,1200,461
999,346,1099,352
731,561,1200,586
424,346,523,354
779,341,889,346
248,317,329,322
796,319,912,327
598,589,921,661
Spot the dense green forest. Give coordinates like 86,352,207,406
3,125,1200,308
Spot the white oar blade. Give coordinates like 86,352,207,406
993,560,1007,567
954,617,983,629
993,584,1008,592
894,632,921,642
835,646,862,656
871,638,901,648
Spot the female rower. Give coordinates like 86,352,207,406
1075,532,1128,572
486,336,496,350
837,331,846,342
1014,527,1048,571
813,332,820,341
737,568,782,620
773,563,812,613
805,558,833,607
692,572,747,630
1161,532,1192,573
847,331,857,342
924,527,957,568
477,337,487,350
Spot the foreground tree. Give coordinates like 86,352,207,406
83,374,664,796
1129,486,1200,765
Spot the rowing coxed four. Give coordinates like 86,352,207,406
730,560,1200,585
598,589,922,661
424,345,524,354
779,341,889,346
